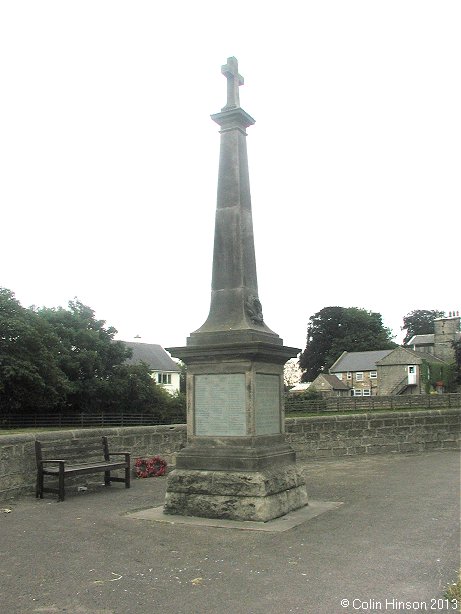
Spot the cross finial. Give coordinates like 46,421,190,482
221,57,244,111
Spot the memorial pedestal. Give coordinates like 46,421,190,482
164,464,307,522
164,343,308,522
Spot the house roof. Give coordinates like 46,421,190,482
122,342,180,372
317,374,350,390
377,345,444,364
289,382,311,393
406,334,434,346
330,350,393,373
406,332,461,346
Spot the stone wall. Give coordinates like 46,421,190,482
1,409,459,500
377,363,422,396
434,315,460,363
286,409,460,459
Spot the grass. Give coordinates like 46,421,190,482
0,427,76,435
445,572,461,612
285,405,447,418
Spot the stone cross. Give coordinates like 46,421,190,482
221,56,244,110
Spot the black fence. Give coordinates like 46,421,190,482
0,410,186,429
285,392,461,414
1,393,460,429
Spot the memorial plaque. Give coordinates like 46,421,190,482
255,373,281,435
195,374,246,436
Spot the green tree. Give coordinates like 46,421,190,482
37,299,132,412
421,360,458,393
299,306,396,382
0,288,69,414
402,309,445,345
104,362,178,414
177,360,187,394
1,292,186,417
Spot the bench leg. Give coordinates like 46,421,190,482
104,470,111,487
125,466,131,489
36,471,44,499
58,468,65,502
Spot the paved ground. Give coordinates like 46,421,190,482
0,451,459,614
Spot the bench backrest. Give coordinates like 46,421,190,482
35,436,110,466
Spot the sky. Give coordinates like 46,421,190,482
1,1,459,355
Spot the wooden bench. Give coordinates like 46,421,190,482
35,436,131,501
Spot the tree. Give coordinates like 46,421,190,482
103,362,177,415
37,300,132,412
402,309,445,345
0,288,69,414
177,360,187,394
299,306,396,382
1,292,186,417
284,358,302,389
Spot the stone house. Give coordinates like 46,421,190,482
406,313,460,363
329,350,393,396
310,373,350,397
329,346,449,396
123,341,181,395
326,314,460,396
375,346,446,395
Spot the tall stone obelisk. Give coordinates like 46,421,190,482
164,57,307,522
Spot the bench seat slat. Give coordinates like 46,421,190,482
42,461,127,474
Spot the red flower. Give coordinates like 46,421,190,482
135,456,167,478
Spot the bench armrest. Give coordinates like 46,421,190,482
106,452,130,464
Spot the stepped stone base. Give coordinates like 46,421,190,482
164,464,308,522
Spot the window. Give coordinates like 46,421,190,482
352,389,362,396
157,373,172,385
356,372,364,381
347,372,352,380
362,389,371,396
370,371,377,379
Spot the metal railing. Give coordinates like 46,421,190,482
0,411,186,429
389,376,411,396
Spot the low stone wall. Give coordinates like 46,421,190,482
286,409,460,459
1,409,459,500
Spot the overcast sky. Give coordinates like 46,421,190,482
1,1,459,354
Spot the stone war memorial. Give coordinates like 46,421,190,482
164,57,308,522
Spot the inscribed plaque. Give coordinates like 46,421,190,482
195,374,246,436
255,374,281,435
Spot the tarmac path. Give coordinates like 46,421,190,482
1,451,459,614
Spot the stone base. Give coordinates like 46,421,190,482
164,463,308,522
